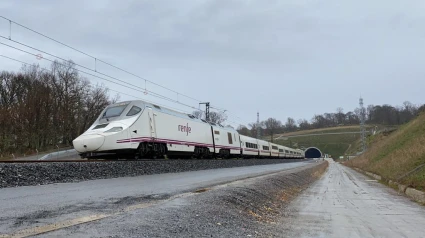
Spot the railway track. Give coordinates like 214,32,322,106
0,159,173,163
0,158,306,163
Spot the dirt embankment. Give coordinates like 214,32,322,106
345,113,425,191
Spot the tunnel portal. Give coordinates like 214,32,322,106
304,147,322,158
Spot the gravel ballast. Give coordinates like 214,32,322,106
0,159,307,188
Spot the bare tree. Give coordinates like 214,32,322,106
285,117,297,132
263,118,282,142
336,107,345,125
209,111,227,124
192,110,203,119
297,119,310,130
248,122,263,138
237,125,251,136
0,61,112,156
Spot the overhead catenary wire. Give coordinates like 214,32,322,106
0,54,201,116
0,42,201,112
0,15,248,125
0,15,201,103
2,52,242,128
0,39,248,126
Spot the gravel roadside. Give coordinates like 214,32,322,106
0,159,308,188
41,161,328,237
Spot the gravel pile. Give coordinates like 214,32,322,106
0,159,306,188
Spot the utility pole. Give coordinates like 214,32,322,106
257,112,260,139
199,102,210,122
359,97,366,153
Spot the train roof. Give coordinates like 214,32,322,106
116,100,232,129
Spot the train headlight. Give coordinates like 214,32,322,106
104,127,123,133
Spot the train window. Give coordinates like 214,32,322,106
263,146,269,150
279,149,284,152
246,142,249,148
228,132,233,144
126,106,142,116
285,150,289,153
272,145,278,150
214,130,220,135
102,104,128,118
153,105,161,110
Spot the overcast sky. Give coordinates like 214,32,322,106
1,0,424,127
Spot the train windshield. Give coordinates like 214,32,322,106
102,104,129,119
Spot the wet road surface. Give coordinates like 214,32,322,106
0,160,314,237
281,159,425,238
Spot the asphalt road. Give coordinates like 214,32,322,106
279,159,425,237
0,160,314,237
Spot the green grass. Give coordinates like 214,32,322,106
275,134,358,158
270,125,398,159
272,127,366,158
346,113,425,191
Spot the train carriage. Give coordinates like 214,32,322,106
132,103,215,158
257,139,271,157
240,135,259,157
211,124,241,158
277,145,286,158
270,143,280,158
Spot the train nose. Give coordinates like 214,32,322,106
72,134,105,152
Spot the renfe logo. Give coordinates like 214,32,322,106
178,123,191,135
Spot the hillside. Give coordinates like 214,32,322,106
270,125,395,158
346,113,425,191
271,126,366,158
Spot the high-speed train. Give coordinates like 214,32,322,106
72,100,305,159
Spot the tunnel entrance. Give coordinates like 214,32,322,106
305,147,322,158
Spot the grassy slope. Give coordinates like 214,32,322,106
272,126,365,158
275,125,361,137
346,113,425,191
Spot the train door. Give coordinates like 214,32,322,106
147,108,157,139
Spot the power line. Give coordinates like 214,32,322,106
0,35,174,102
0,42,201,111
0,15,247,125
0,36,249,126
0,54,200,115
0,15,201,103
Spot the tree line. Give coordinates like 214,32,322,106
2,60,423,156
0,61,114,157
235,103,425,142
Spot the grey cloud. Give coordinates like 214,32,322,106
1,0,424,126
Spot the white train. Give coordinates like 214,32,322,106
72,100,305,159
